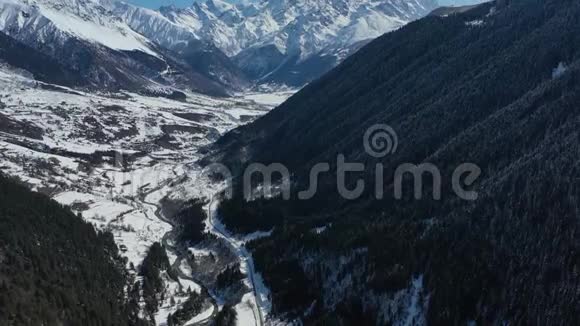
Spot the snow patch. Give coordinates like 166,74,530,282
465,19,484,27
553,62,567,79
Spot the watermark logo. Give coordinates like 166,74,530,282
364,124,398,158
106,124,481,203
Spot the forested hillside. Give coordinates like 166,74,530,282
0,174,144,326
0,31,82,87
210,0,580,324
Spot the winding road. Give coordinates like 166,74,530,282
206,195,265,326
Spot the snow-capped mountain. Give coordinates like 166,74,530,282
113,0,438,86
0,0,437,92
0,0,249,95
0,0,156,55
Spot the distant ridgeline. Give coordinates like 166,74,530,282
0,174,146,326
210,0,580,324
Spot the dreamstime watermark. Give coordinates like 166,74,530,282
101,124,480,202
201,124,482,202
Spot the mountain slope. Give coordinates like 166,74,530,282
0,31,82,86
112,1,252,92
210,0,580,324
0,174,145,325
0,0,247,95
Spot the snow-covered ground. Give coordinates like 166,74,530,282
0,65,293,325
186,305,215,325
0,0,158,56
241,91,297,107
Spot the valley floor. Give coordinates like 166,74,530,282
0,65,294,325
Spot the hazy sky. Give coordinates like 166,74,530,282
128,0,486,10
127,0,191,9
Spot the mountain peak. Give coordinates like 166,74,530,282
155,0,438,86
0,0,438,90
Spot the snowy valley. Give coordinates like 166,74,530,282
0,63,293,325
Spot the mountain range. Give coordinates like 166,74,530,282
120,0,438,86
0,0,438,94
0,0,248,96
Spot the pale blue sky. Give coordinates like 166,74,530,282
128,0,486,10
127,0,192,9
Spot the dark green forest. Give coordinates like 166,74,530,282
216,263,245,290
0,174,145,326
210,0,580,324
140,242,172,319
167,291,204,326
214,305,237,326
172,199,208,244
